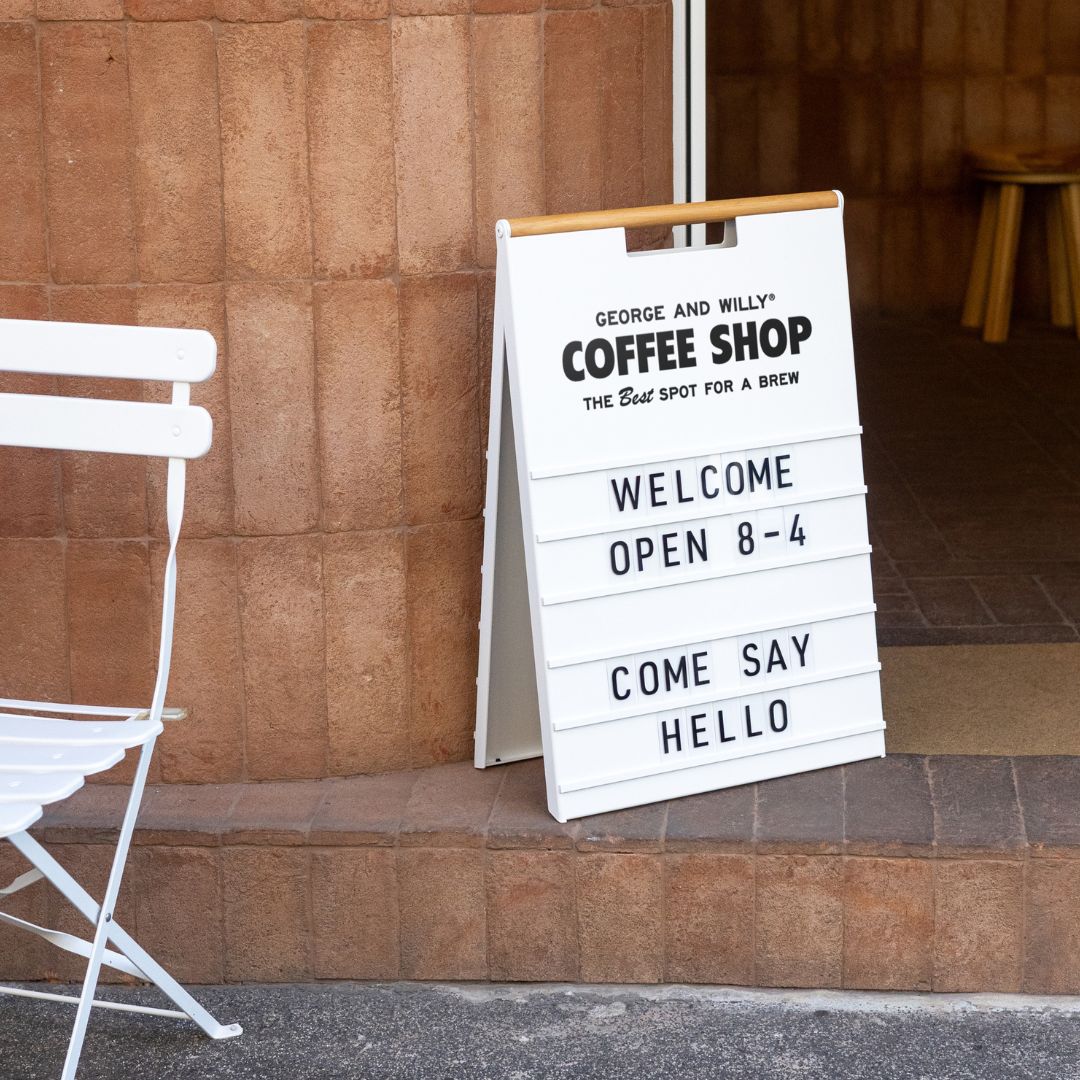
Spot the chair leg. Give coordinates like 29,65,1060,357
1060,183,1080,340
1048,187,1074,328
7,829,242,1042
962,184,999,329
983,182,1024,343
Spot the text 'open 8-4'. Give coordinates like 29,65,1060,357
475,195,884,822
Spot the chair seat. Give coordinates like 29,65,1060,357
0,713,162,839
0,801,43,840
968,144,1080,180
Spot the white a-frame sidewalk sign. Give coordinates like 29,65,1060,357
475,193,885,822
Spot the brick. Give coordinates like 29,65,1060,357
49,286,145,541
130,847,223,983
40,23,135,283
1003,77,1045,144
796,77,837,195
843,198,881,311
308,21,395,279
757,767,843,854
323,530,409,775
313,280,402,531
1024,859,1080,993
576,802,666,853
1013,757,1080,857
151,539,246,784
0,0,33,14
0,844,48,980
138,284,234,540
0,540,67,703
0,292,62,535
922,0,964,70
965,0,1006,72
920,77,963,192
406,520,482,767
225,781,324,845
125,0,215,15
304,0,388,14
37,0,122,17
473,0,540,11
216,0,302,16
223,848,310,981
664,785,756,853
757,0,798,69
487,850,578,981
1006,0,1046,75
393,0,466,14
135,782,238,845
757,76,799,195
843,857,933,990
664,854,754,984
882,0,920,69
401,274,480,525
393,16,473,273
845,755,933,857
129,22,223,284
843,0,879,70
601,8,644,211
400,760,503,847
1046,0,1080,73
840,79,883,196
880,200,923,312
0,24,46,281
477,270,496,449
67,541,155,712
44,845,137,983
238,536,326,780
309,771,416,846
398,848,487,980
882,80,920,195
226,283,320,534
934,860,1022,992
641,3,673,210
312,849,399,979
756,855,843,988
218,23,311,279
930,756,1024,857
487,758,578,850
544,11,604,213
41,783,128,845
803,0,843,70
577,853,662,982
473,14,543,267
963,75,1005,147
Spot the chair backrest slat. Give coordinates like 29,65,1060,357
0,393,212,459
0,318,215,383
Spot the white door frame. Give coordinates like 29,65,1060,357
672,0,707,247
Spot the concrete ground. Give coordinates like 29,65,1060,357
2,983,1080,1080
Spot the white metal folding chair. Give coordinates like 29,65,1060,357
0,318,242,1078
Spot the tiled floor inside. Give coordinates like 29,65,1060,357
858,317,1080,646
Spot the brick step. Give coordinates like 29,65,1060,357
2,755,1079,992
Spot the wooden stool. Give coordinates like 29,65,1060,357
961,146,1080,343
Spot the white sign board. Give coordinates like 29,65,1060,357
475,196,884,822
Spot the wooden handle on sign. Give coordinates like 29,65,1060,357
505,191,840,238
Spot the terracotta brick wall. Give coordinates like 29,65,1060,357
707,0,1080,316
0,1,672,783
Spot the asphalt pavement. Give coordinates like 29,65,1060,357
2,982,1079,1080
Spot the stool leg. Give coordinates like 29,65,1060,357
1048,187,1073,328
984,182,1023,343
1060,183,1080,340
962,185,999,329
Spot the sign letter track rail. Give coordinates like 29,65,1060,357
475,192,885,822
